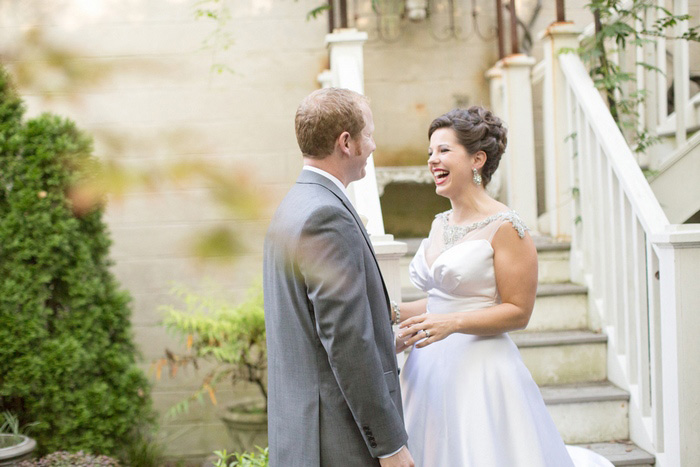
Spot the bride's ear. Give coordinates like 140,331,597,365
472,150,487,170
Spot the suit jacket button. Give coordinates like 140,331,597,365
370,442,377,448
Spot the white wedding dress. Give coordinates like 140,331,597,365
400,211,613,467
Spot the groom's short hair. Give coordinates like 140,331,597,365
295,88,369,159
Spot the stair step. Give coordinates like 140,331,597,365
541,381,628,405
533,235,571,251
537,283,587,296
530,236,572,285
542,382,629,444
513,331,607,385
528,283,588,331
537,248,572,284
572,441,655,466
511,330,607,347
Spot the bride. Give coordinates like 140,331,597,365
394,107,612,466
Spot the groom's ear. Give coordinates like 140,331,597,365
337,131,352,157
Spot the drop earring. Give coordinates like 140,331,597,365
472,168,482,186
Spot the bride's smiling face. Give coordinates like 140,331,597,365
428,127,474,198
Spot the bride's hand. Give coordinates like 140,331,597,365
398,313,454,349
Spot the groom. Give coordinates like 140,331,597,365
263,88,413,467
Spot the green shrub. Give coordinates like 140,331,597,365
0,67,154,456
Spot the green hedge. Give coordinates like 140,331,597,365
0,68,154,455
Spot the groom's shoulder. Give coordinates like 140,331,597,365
273,183,348,225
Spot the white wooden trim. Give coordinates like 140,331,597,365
559,54,669,233
673,0,689,146
531,60,545,86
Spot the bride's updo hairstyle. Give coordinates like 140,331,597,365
428,106,507,187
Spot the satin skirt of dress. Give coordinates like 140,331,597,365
401,330,576,467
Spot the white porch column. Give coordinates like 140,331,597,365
500,54,538,230
325,28,387,237
324,28,407,307
542,23,580,241
652,225,700,467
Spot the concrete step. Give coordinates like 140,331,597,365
401,282,589,332
533,235,572,284
527,283,588,332
512,330,608,385
542,381,629,444
572,441,655,466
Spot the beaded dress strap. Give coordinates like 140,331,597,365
436,210,528,250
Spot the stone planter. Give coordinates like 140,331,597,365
219,398,267,454
0,434,37,466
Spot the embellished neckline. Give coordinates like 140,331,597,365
438,210,527,250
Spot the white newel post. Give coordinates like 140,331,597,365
652,225,700,467
500,54,538,230
542,23,580,240
322,28,407,316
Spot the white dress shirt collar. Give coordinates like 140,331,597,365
302,165,349,199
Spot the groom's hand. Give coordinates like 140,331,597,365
395,333,414,353
379,446,415,467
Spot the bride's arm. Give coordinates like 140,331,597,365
396,298,427,323
398,224,538,348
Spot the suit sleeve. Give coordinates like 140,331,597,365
296,204,408,458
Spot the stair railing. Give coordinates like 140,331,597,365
580,0,699,168
487,10,700,465
560,50,700,467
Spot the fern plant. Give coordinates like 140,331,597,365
155,283,266,416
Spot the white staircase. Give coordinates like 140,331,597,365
400,236,655,466
647,130,700,224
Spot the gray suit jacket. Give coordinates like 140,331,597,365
263,170,407,466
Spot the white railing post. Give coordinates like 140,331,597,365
652,225,700,467
485,66,505,201
542,23,581,240
500,54,538,230
323,28,407,310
